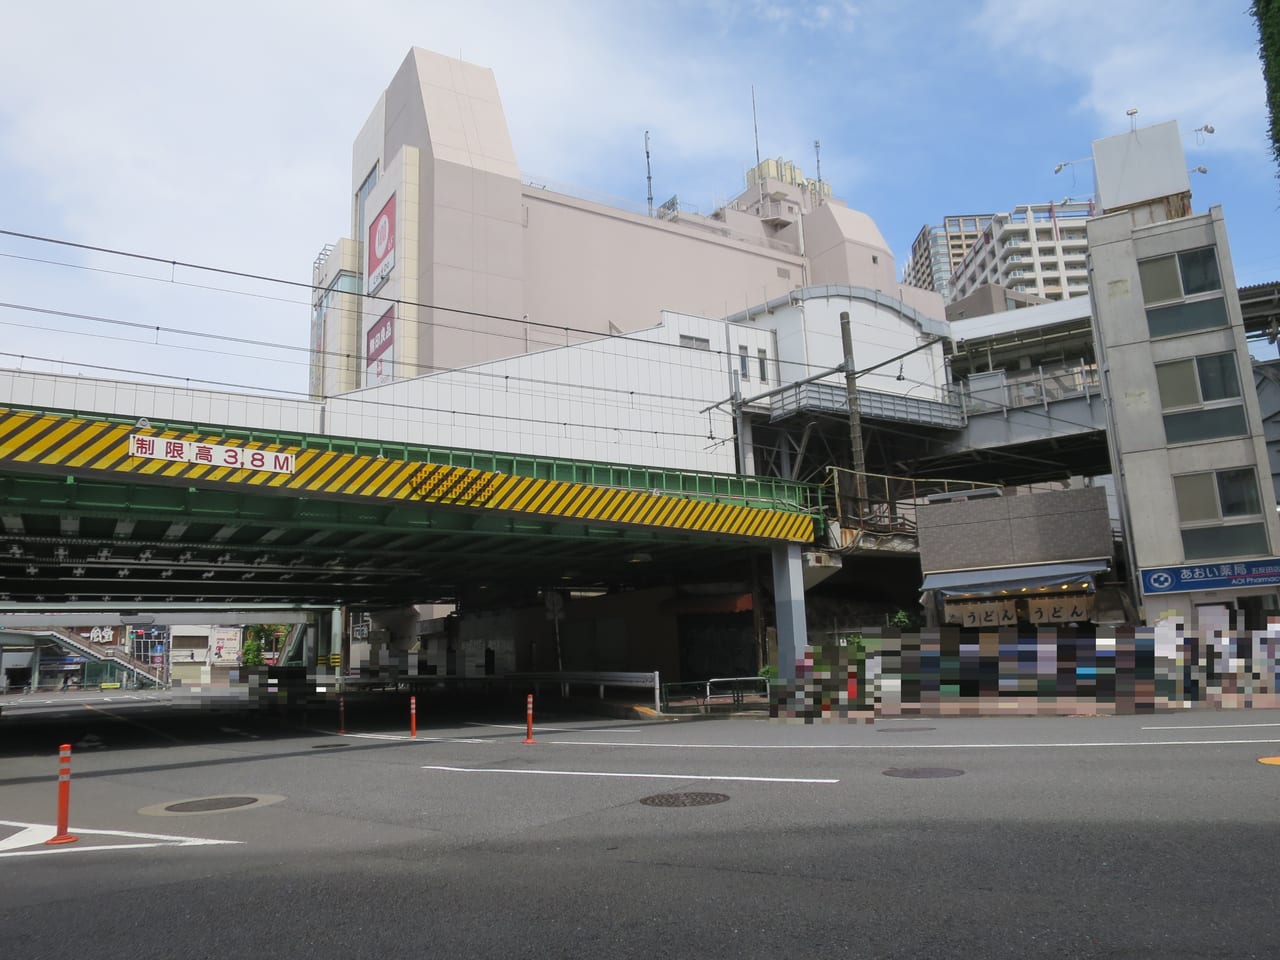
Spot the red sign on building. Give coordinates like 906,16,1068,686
366,194,396,293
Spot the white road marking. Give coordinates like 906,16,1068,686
0,824,56,851
1140,722,1280,730
543,737,1280,750
0,819,239,859
465,722,642,734
422,765,838,783
340,732,494,744
465,722,572,732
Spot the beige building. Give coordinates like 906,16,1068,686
308,48,944,397
945,282,1048,322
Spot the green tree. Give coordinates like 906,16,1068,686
1256,1,1280,181
243,624,287,665
241,635,264,667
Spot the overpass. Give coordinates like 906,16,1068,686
0,401,823,676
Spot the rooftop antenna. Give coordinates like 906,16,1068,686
752,85,763,205
814,139,822,190
1126,106,1139,132
645,130,654,218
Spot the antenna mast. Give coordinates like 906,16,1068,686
645,130,654,218
814,139,822,186
751,85,763,204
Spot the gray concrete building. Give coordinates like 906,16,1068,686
1088,120,1280,630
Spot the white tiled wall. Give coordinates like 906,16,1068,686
326,311,750,472
0,369,324,434
2,307,810,476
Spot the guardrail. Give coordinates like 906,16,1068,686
508,671,661,712
827,467,1002,536
961,361,1100,415
661,676,770,711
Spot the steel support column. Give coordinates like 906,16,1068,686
771,542,807,681
329,607,343,676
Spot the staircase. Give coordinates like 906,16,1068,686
39,628,164,687
278,623,307,666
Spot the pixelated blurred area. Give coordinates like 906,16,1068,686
770,624,1280,722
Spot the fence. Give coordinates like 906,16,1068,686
661,676,770,713
510,671,662,712
826,467,1001,533
961,360,1100,415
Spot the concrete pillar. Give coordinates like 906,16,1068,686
771,542,807,681
330,608,344,675
303,619,317,673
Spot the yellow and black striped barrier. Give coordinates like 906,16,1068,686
0,407,816,543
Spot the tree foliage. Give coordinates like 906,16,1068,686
241,636,264,667
243,623,287,665
1257,1,1280,179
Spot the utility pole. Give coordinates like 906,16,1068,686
839,311,867,519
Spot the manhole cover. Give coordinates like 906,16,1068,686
163,796,259,813
882,768,964,779
139,794,285,817
876,726,936,733
639,792,730,807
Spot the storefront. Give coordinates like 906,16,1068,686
922,560,1109,628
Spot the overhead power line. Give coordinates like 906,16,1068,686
0,350,725,444
0,226,928,376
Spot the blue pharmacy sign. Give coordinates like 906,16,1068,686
1140,558,1280,595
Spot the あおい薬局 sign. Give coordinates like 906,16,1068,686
128,435,296,474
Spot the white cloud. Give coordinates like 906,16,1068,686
0,0,1263,396
974,0,1265,156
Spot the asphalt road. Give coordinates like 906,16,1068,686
3,698,1280,959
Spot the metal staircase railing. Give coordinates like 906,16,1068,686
44,628,163,686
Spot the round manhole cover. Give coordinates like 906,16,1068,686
639,792,730,807
876,726,936,733
882,767,964,779
163,796,259,813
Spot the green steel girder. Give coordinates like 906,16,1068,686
0,467,770,608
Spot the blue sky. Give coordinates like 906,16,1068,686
0,0,1272,395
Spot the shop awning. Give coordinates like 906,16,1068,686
922,560,1109,598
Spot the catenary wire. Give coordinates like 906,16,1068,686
0,228,865,376
0,350,726,443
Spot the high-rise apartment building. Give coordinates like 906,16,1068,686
949,201,1095,303
905,214,994,301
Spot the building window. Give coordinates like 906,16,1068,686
757,349,769,383
738,345,750,380
1156,353,1248,444
1174,468,1269,560
1139,246,1227,338
355,163,379,253
679,334,711,351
